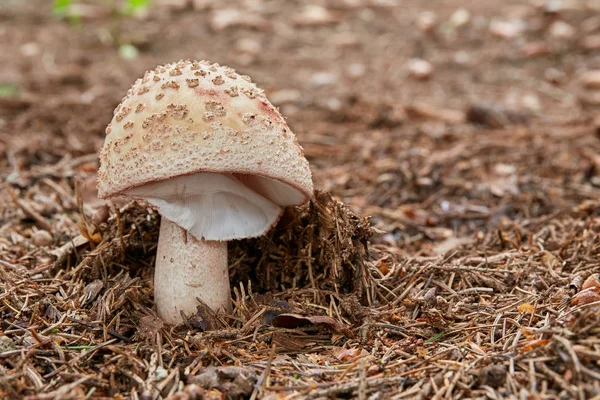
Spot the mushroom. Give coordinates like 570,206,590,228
97,60,313,324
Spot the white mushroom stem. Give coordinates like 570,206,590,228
154,218,231,324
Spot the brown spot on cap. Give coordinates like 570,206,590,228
166,104,189,120
212,75,225,85
124,121,134,129
169,68,182,76
138,86,150,95
115,106,131,122
156,93,165,100
161,81,180,90
205,100,226,116
203,112,216,122
225,86,239,97
186,78,200,88
136,103,145,113
195,87,219,97
242,87,258,99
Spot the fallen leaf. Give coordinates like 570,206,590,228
469,342,487,356
521,339,551,352
582,274,600,290
331,346,362,362
82,280,104,305
518,303,534,313
378,261,390,275
271,313,350,335
571,287,600,306
271,331,310,350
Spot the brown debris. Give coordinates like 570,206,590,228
188,366,257,399
3,0,600,398
466,103,529,128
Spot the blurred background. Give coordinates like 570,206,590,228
4,2,600,398
2,0,600,254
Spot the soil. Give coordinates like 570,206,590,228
2,0,600,399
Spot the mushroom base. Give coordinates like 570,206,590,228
154,219,231,324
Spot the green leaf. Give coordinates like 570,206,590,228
53,0,72,17
0,83,19,97
424,331,445,344
62,345,95,350
122,0,150,15
128,0,150,10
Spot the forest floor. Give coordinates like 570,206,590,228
1,0,600,398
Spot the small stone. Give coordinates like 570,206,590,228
582,15,600,33
449,8,470,29
347,63,366,78
20,42,39,57
453,51,470,66
407,59,433,80
580,70,600,89
489,19,525,39
521,93,541,113
549,21,575,40
581,34,600,51
235,38,262,55
544,68,565,85
210,8,269,31
310,72,338,87
324,97,342,112
523,41,552,57
417,11,437,33
269,89,301,105
32,230,53,247
294,5,337,26
494,163,516,176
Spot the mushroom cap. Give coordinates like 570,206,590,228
97,60,313,203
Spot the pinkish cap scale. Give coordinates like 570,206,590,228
97,60,314,324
